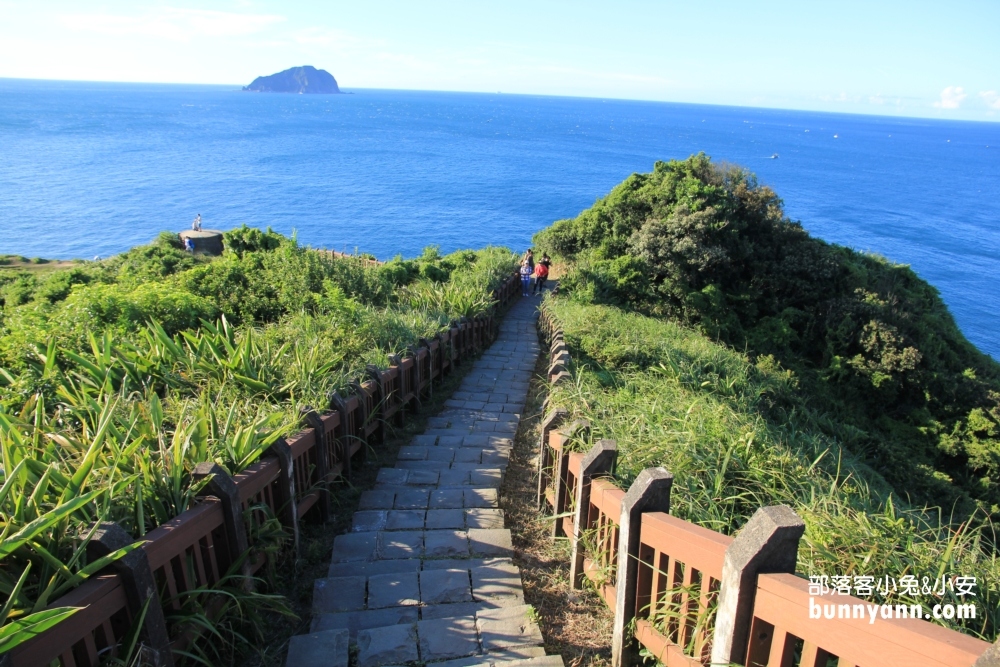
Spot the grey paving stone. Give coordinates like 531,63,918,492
368,572,420,608
420,601,485,621
494,422,518,433
411,434,438,447
437,435,465,447
313,576,367,613
444,399,466,408
407,470,441,486
462,401,487,410
454,448,482,463
468,529,513,557
430,488,465,509
464,488,498,508
424,530,470,558
357,622,419,667
284,628,349,667
328,558,421,579
470,470,503,488
427,447,457,462
461,434,491,447
425,509,466,530
476,605,544,652
359,489,395,510
471,563,523,603
466,509,505,529
311,607,418,637
353,510,388,532
503,656,565,667
420,568,473,605
439,470,471,486
472,421,497,432
397,446,428,461
396,459,446,471
379,530,424,559
377,468,409,485
486,394,508,403
418,616,481,661
394,488,431,509
385,509,425,531
331,532,378,562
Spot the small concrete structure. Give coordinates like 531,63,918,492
178,229,224,255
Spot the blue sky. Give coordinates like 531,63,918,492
1,1,998,120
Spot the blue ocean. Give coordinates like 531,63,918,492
1,79,999,357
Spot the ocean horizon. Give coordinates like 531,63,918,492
1,78,999,357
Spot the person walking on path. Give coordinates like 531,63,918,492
192,214,202,231
533,253,551,294
520,258,533,296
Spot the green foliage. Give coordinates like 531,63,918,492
0,228,516,656
535,154,1000,512
545,298,1000,640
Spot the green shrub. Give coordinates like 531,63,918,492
535,154,1000,512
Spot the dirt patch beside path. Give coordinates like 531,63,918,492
501,340,613,667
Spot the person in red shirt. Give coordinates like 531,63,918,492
533,253,551,294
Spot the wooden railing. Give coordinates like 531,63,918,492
536,303,999,667
5,272,522,667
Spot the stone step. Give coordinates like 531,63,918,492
357,487,500,512
346,603,546,667
317,557,525,614
351,508,505,533
284,628,349,667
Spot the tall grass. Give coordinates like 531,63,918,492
545,298,1000,640
0,239,518,655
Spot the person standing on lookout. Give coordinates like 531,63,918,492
192,214,202,231
533,253,551,294
519,259,533,297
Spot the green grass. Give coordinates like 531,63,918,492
0,229,519,657
544,297,999,640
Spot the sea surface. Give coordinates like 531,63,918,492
1,79,999,357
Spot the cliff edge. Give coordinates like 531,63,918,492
243,66,341,94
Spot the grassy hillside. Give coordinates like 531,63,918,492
534,153,1000,515
0,228,518,658
543,298,998,639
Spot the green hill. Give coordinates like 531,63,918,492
534,153,1000,515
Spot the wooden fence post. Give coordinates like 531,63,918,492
328,391,354,480
266,437,299,554
551,420,589,538
301,409,332,522
709,505,805,667
191,463,254,588
611,467,674,667
86,523,174,667
536,408,569,509
365,364,387,447
570,439,617,589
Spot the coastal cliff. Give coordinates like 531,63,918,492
243,65,341,94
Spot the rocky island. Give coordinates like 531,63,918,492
243,65,341,94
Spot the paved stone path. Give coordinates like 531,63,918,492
286,295,561,667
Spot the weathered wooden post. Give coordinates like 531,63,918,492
191,463,254,588
87,523,175,667
536,407,569,509
328,391,354,480
301,409,332,521
266,437,299,553
365,364,388,447
710,505,806,667
570,439,617,589
551,420,589,538
611,467,673,667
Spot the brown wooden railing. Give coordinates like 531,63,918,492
6,272,522,667
536,302,999,667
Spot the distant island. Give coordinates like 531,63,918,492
243,66,341,94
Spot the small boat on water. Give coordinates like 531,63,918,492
770,153,779,159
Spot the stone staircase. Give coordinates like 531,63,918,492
286,295,562,667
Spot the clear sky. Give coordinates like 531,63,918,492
1,0,998,121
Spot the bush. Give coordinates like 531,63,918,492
535,154,1000,512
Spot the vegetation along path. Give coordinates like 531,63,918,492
286,294,563,667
